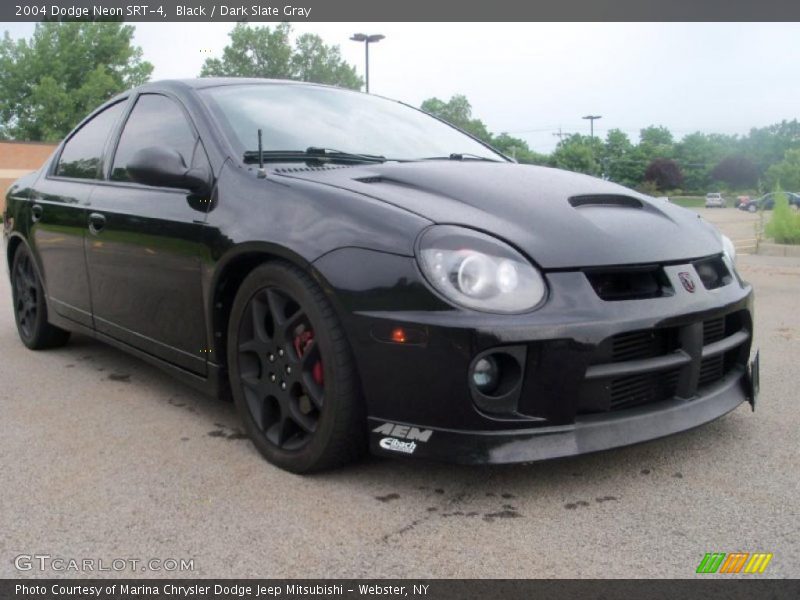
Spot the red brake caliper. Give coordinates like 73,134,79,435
293,329,324,386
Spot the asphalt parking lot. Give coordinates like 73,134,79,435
2,207,798,579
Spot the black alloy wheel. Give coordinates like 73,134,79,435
10,245,70,349
13,250,38,340
237,286,325,451
227,261,365,472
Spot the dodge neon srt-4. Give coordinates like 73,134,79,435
4,79,759,472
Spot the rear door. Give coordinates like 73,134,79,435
31,100,128,327
84,93,212,375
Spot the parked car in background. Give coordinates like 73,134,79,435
705,192,726,208
738,192,800,212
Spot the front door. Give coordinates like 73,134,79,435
85,93,212,375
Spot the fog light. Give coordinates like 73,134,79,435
472,356,499,394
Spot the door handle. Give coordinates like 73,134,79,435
88,212,106,234
31,204,43,223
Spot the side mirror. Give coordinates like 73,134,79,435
127,146,210,196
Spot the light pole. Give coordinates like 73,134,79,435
582,115,602,138
350,33,384,93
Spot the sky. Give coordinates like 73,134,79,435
3,22,800,152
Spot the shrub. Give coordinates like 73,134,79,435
765,188,800,244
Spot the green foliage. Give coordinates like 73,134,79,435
420,95,493,143
549,134,602,176
764,186,800,244
200,24,362,90
420,95,551,164
491,132,548,164
763,148,800,192
0,23,153,141
601,129,644,187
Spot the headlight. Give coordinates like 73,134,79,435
722,234,736,264
416,225,546,313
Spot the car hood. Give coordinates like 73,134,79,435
275,161,724,269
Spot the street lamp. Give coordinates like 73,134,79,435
582,115,602,139
350,33,384,93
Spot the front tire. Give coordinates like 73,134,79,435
227,261,366,473
10,244,70,349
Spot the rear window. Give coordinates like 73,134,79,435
56,101,126,180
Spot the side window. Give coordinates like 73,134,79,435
56,101,126,179
111,94,197,182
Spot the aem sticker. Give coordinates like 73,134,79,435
373,422,433,454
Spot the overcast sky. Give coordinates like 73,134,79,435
4,22,800,152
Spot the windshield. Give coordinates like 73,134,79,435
198,83,505,162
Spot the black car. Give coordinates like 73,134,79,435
4,79,758,472
738,191,800,212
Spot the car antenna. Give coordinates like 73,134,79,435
256,129,267,179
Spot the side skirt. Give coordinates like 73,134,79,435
46,309,224,399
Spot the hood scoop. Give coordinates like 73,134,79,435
569,194,644,209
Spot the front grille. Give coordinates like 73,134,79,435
576,310,751,414
609,369,680,411
693,256,733,290
585,266,673,301
586,255,733,301
703,317,726,344
698,355,725,388
611,330,664,362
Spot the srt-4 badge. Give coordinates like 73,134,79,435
373,422,433,454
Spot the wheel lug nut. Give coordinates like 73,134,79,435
269,373,276,382
278,349,285,357
285,366,292,374
280,381,287,390
268,353,275,362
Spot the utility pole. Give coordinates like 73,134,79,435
582,115,602,139
350,33,385,93
552,127,572,141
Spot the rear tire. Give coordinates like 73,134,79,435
10,244,70,350
227,261,366,473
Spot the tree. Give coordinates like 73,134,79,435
420,94,493,143
491,132,548,164
741,120,800,175
711,154,759,189
639,125,675,160
0,23,153,141
200,23,362,90
601,129,644,187
763,148,800,191
550,134,601,176
644,158,684,191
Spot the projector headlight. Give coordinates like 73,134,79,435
416,226,546,313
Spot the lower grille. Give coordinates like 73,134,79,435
698,355,725,388
703,317,726,344
577,309,750,414
609,369,680,411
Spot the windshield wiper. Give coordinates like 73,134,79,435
419,153,504,162
243,147,387,164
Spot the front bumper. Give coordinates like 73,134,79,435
314,247,758,464
368,357,757,464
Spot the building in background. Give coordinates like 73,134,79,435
1,141,57,212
